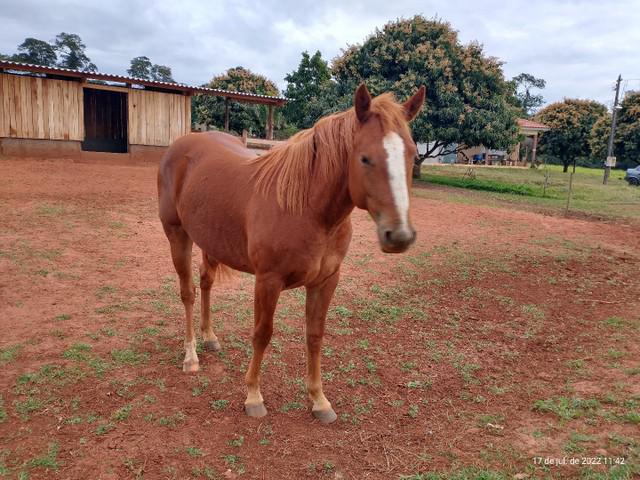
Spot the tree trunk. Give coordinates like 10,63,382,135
412,159,423,179
562,160,569,173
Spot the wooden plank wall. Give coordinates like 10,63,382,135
128,90,190,146
0,73,83,141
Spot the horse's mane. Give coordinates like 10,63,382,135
250,93,410,213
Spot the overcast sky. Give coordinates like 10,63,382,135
1,0,639,108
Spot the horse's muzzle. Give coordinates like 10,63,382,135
378,226,416,253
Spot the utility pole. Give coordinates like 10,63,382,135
603,75,622,185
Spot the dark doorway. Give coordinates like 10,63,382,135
82,88,128,153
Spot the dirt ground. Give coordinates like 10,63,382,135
0,158,638,480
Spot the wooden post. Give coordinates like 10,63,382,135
531,132,538,167
266,105,274,140
242,129,248,146
224,98,230,132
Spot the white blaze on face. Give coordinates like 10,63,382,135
382,132,409,231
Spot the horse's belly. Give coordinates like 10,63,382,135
180,206,253,273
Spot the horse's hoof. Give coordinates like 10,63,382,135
182,360,200,373
245,402,267,418
312,408,337,424
204,340,221,352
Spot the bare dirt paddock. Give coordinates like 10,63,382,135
0,159,638,479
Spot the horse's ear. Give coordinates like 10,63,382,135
403,85,426,121
354,83,371,123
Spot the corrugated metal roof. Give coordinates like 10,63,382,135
0,60,287,105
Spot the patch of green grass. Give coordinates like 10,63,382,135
157,411,186,428
459,363,482,384
185,446,203,457
111,404,132,422
210,399,229,411
95,422,115,435
407,380,432,389
192,376,210,397
111,349,148,365
96,303,130,315
419,173,538,196
603,316,627,329
95,285,117,298
401,468,509,480
100,327,117,337
63,343,92,361
53,314,71,322
227,435,244,448
26,442,59,470
0,395,7,423
0,344,22,364
14,396,45,420
36,204,65,217
416,164,640,221
621,411,640,424
332,305,352,318
533,396,600,420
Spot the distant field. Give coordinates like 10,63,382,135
417,164,640,222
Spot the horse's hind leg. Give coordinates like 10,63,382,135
200,252,221,352
163,223,199,373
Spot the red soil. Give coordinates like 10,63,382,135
0,158,638,479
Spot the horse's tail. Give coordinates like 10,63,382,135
212,263,235,283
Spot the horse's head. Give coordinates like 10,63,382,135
348,83,425,253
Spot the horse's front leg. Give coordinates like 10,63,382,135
244,273,282,418
305,270,340,424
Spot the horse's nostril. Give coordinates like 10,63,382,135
384,230,393,243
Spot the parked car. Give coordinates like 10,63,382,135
624,165,640,186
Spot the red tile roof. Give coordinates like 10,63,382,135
517,118,550,130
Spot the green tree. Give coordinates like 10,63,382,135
150,64,174,82
127,56,175,82
192,66,280,137
11,38,58,66
54,33,96,72
512,73,546,117
589,91,640,169
283,50,336,129
127,56,153,78
535,99,607,172
332,16,520,177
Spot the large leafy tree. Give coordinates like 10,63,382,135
11,38,58,66
332,16,520,177
127,56,175,82
54,33,96,72
535,99,607,172
589,91,640,169
511,73,546,117
192,66,280,137
283,50,336,129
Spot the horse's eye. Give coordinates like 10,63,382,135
361,156,371,166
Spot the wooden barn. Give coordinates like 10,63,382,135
0,61,286,162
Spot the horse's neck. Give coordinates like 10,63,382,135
308,155,354,229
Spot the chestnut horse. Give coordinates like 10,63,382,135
158,84,425,423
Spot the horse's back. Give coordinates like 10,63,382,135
158,132,255,226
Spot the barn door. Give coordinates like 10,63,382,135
82,88,128,153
